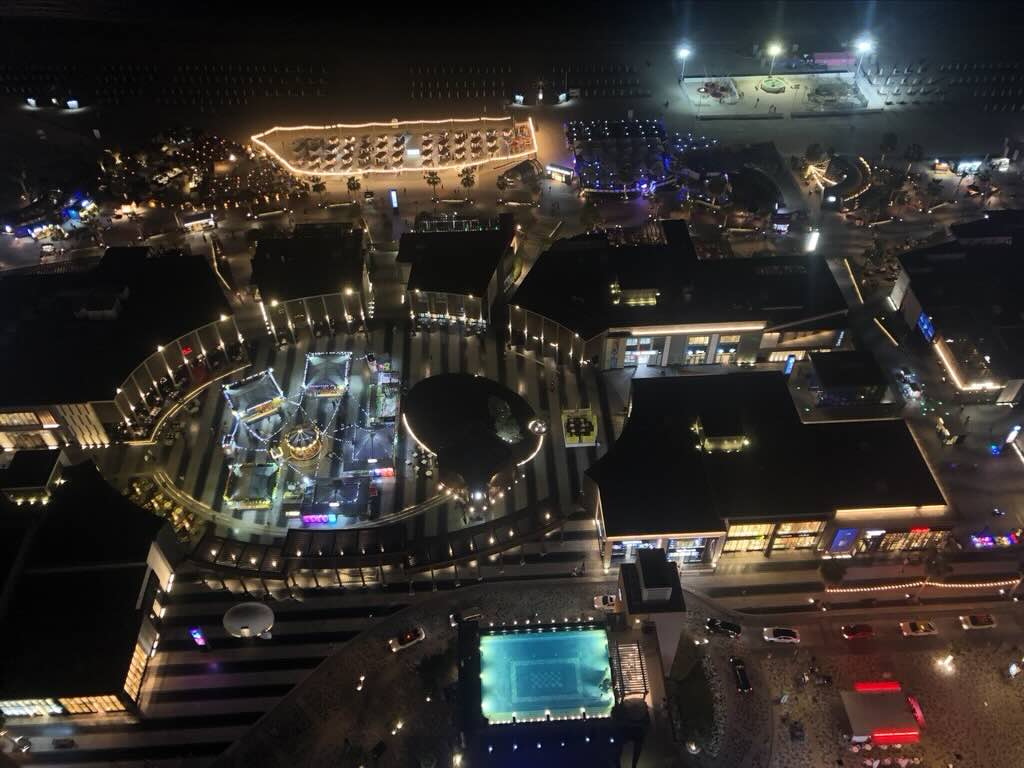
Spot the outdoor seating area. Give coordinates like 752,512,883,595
561,408,597,447
567,118,669,194
251,117,537,177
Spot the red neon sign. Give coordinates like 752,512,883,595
871,728,919,745
909,527,930,533
854,680,902,693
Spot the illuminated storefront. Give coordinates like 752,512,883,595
723,523,773,553
824,525,949,557
609,533,723,569
723,521,826,554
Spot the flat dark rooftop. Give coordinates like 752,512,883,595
621,559,686,615
512,220,846,339
950,210,1024,240
0,448,60,490
399,214,515,296
0,565,150,700
0,247,231,406
251,228,364,304
25,461,164,570
810,350,886,389
0,461,164,701
587,372,944,539
899,238,1024,379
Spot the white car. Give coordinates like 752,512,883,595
387,627,425,653
899,620,937,637
593,594,617,611
959,614,996,630
763,627,801,644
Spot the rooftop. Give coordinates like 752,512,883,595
0,247,231,406
620,549,686,614
0,448,61,491
0,460,167,701
899,231,1024,380
512,220,846,339
810,350,887,389
0,566,152,700
399,214,515,296
587,372,945,539
251,227,365,304
949,209,1024,241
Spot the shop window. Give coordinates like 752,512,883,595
0,411,39,427
0,698,63,717
724,523,773,553
686,335,710,364
714,334,742,364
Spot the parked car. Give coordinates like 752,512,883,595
763,627,801,644
593,594,617,611
388,627,425,653
959,614,996,630
899,620,937,637
51,738,76,749
0,731,31,753
841,624,875,640
705,618,742,638
730,657,752,693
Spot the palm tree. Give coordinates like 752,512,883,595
310,175,326,203
423,171,441,209
458,167,476,200
495,175,508,203
346,176,361,201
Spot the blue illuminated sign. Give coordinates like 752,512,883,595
389,189,399,210
829,527,858,553
783,354,796,375
917,311,934,342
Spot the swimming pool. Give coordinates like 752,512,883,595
479,627,615,724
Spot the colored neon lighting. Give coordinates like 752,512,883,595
871,728,919,745
854,680,902,693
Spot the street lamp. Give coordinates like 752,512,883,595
676,45,692,83
854,37,874,81
767,42,783,76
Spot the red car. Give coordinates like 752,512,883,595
841,624,875,640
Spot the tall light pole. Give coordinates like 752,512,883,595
677,45,692,83
854,38,874,84
767,42,783,76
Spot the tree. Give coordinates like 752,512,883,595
310,175,326,202
458,167,476,199
346,175,361,201
423,170,441,203
819,558,849,586
804,143,826,165
880,132,898,164
495,174,509,202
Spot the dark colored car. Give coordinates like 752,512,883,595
705,618,742,638
841,623,875,640
730,657,752,693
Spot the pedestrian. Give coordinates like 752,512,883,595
756,97,760,107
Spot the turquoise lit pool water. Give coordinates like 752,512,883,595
479,628,614,724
